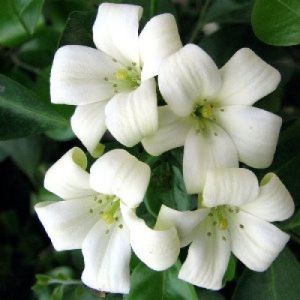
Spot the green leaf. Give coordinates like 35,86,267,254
197,289,225,300
203,0,252,24
0,75,68,139
126,261,198,300
144,159,195,216
59,11,96,47
200,25,295,85
232,248,300,299
52,285,64,300
0,0,44,47
252,0,300,46
223,255,237,284
265,119,300,206
0,136,42,184
280,209,300,238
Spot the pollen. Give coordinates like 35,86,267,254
218,218,228,230
115,69,129,80
201,104,214,119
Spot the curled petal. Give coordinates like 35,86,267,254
121,204,180,271
158,44,221,117
215,105,282,168
44,147,94,199
82,219,131,293
179,219,231,290
203,168,259,207
229,211,289,272
156,205,209,247
183,123,238,194
142,106,191,156
105,79,158,147
35,197,98,250
93,3,142,65
90,149,150,208
71,101,107,155
241,173,294,222
217,48,281,106
50,45,118,105
139,13,182,80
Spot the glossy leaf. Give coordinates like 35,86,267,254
0,0,44,47
252,0,300,46
232,248,300,300
0,75,68,139
127,261,198,300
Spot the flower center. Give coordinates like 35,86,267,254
89,194,122,227
104,61,141,93
191,102,215,121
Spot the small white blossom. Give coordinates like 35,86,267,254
156,168,294,290
35,148,179,293
50,3,182,156
143,44,282,194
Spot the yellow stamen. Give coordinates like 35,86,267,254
115,69,129,80
201,104,214,119
218,218,228,230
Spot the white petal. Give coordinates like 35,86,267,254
81,219,131,293
158,44,221,117
142,105,192,156
90,149,150,208
139,13,182,80
44,147,94,199
121,205,180,271
229,211,289,272
35,197,98,250
179,218,231,290
71,101,107,155
203,168,259,207
215,105,282,168
93,3,142,65
241,173,295,222
155,205,209,247
183,123,238,194
217,48,281,106
105,79,158,147
50,45,118,105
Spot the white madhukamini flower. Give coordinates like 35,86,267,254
34,148,180,294
50,3,182,156
142,44,282,194
155,168,295,290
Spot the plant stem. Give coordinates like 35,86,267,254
150,0,158,18
189,0,212,43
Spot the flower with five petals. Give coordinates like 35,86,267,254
156,168,294,290
51,3,182,156
35,148,179,293
143,44,282,193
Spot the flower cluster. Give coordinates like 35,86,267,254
35,2,295,294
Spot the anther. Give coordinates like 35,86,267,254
119,224,123,229
222,236,227,241
89,208,93,213
112,58,117,62
207,232,212,237
208,213,213,217
104,77,108,81
239,224,244,229
218,218,228,230
105,229,109,234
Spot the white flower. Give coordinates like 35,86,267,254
50,3,182,156
143,44,282,193
156,168,294,290
34,148,180,293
